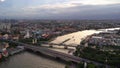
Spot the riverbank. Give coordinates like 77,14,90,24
0,46,24,61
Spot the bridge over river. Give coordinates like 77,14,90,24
4,40,110,67
0,39,111,67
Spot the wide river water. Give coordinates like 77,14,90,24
0,52,65,68
49,28,120,54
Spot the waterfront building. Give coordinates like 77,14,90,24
0,43,9,57
2,48,8,57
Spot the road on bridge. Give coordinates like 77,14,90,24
1,39,110,67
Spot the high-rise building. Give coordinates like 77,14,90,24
24,30,30,38
0,23,11,30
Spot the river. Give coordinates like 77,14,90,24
0,27,120,68
49,27,120,54
0,52,65,68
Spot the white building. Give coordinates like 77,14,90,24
24,30,30,38
0,23,11,30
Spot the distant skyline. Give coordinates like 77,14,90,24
0,0,120,20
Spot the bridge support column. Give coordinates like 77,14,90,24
49,45,53,48
64,46,68,49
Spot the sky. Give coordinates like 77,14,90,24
0,0,120,19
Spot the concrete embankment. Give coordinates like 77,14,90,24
0,46,24,61
8,47,24,55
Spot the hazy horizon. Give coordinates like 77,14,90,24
0,0,120,20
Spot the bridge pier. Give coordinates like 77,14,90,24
49,45,53,48
55,57,62,60
64,46,68,49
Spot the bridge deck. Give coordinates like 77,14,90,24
24,45,105,66
25,45,81,63
1,39,109,67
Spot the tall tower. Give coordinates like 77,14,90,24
32,38,37,44
105,57,108,68
84,62,87,68
24,30,30,39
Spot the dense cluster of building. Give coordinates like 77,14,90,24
0,20,120,44
88,30,120,46
0,19,120,43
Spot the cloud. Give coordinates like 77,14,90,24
21,3,120,19
0,0,120,19
23,0,120,12
0,0,5,2
69,0,120,5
